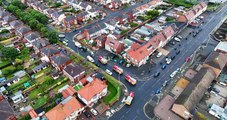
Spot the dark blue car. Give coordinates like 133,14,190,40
161,64,167,70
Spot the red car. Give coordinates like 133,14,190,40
186,57,191,62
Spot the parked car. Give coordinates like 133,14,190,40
155,88,161,94
161,64,167,70
119,59,124,64
170,41,176,46
162,80,168,87
212,88,220,93
58,34,65,38
176,50,180,55
126,64,131,68
186,57,191,62
170,68,180,78
86,55,94,63
177,35,183,39
84,111,91,118
156,52,162,58
218,82,227,86
174,37,181,42
153,71,160,78
105,69,113,75
165,58,172,64
74,41,82,48
63,40,68,45
171,55,175,60
90,108,98,116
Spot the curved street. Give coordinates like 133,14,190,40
57,2,227,120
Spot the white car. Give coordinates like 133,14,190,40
174,37,181,42
166,58,172,64
74,41,82,48
58,34,65,38
105,69,113,75
63,41,68,45
86,56,94,63
90,108,98,116
170,70,178,78
156,52,162,58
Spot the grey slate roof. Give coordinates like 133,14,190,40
0,11,9,18
175,68,216,112
3,15,16,23
41,45,60,56
63,63,85,78
64,15,76,22
9,20,23,28
76,11,89,17
50,54,71,66
32,38,50,49
204,51,227,70
0,95,15,120
16,26,31,37
24,32,40,41
33,62,47,71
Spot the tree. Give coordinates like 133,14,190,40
22,14,33,23
48,32,58,44
40,16,48,24
1,47,19,61
15,9,23,17
7,5,19,13
11,0,26,10
28,20,39,29
40,27,49,37
36,23,45,31
0,44,4,50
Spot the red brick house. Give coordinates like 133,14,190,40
31,38,50,53
177,2,207,23
15,26,32,39
105,35,124,54
41,45,60,62
126,24,176,67
50,54,72,71
63,15,77,28
63,63,86,83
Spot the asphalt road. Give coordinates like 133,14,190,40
109,4,227,120
61,2,227,120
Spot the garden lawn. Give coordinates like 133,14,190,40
7,75,30,92
53,81,68,92
103,82,117,104
34,67,51,78
167,0,194,8
0,60,11,68
102,73,121,105
74,84,83,91
29,89,41,100
32,96,47,109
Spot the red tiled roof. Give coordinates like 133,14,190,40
61,86,76,99
78,78,107,102
181,2,207,21
29,109,38,119
162,25,175,39
127,26,174,62
45,97,83,120
105,36,124,51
